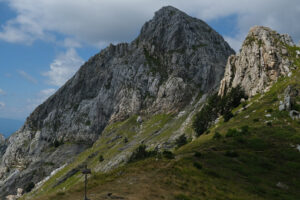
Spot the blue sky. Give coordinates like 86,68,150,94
0,0,299,121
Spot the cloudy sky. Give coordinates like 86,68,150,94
0,0,299,120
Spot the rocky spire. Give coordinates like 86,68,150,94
218,26,295,97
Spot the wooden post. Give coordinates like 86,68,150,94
81,165,91,200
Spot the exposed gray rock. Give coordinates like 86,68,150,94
297,144,300,152
5,188,22,200
296,50,300,59
279,85,300,112
276,182,289,190
0,6,233,197
136,116,143,123
289,110,300,120
219,26,294,97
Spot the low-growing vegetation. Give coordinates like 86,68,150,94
193,85,247,136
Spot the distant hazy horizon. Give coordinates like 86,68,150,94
0,118,24,137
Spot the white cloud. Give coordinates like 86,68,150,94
43,48,84,87
0,0,299,51
0,89,5,95
17,70,38,84
39,88,56,97
63,38,81,48
0,102,5,109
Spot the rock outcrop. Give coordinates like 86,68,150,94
279,85,300,120
218,26,295,97
0,6,233,197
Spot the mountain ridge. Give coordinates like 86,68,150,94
0,6,234,198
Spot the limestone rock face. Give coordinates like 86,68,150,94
218,26,295,97
0,6,233,197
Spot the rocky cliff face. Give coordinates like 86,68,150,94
218,26,295,97
0,6,233,197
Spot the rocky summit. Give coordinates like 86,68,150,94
219,26,295,97
0,6,233,197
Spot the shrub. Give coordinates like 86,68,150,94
225,150,239,157
124,137,128,143
163,150,175,159
223,110,234,122
99,155,104,162
225,128,240,137
25,182,35,193
253,118,259,122
193,94,221,136
56,192,65,196
242,102,247,108
193,85,246,136
213,132,222,140
220,85,247,114
175,134,187,147
240,125,249,135
194,152,202,158
226,126,250,138
129,145,157,162
193,162,203,169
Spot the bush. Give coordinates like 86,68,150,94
99,155,104,162
163,150,175,159
129,145,157,162
194,152,202,158
194,162,203,169
124,137,128,143
175,134,187,147
225,150,239,157
193,85,246,136
223,110,233,122
240,125,249,135
56,192,65,196
221,85,248,113
225,128,240,137
213,132,222,140
193,94,221,136
253,118,259,122
226,126,250,137
25,182,35,193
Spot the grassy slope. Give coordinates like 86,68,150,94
22,46,300,200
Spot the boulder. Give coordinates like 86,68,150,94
289,110,300,120
136,116,143,123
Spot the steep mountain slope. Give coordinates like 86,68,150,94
0,6,234,198
219,26,294,97
21,27,300,200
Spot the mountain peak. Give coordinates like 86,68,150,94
243,25,294,47
154,5,185,18
138,6,233,53
219,26,295,97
